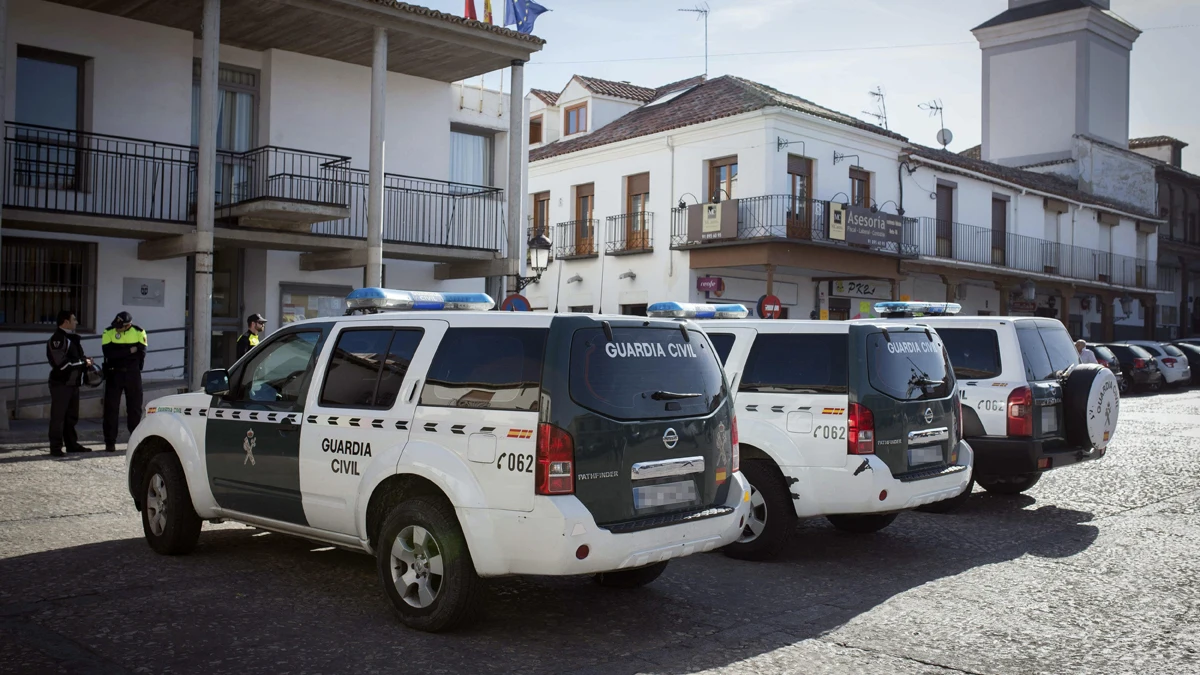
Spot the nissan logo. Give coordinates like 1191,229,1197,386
663,428,679,449
923,408,934,424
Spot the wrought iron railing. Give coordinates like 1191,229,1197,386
210,146,351,208
606,212,654,254
555,219,600,258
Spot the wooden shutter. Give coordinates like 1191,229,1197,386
626,172,649,195
576,182,594,198
788,156,811,176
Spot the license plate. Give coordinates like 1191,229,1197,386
908,444,943,467
1041,406,1059,433
633,480,698,510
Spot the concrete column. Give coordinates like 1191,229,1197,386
998,284,1010,315
1100,293,1115,342
0,0,7,260
1142,296,1156,339
940,275,959,303
1179,256,1190,338
365,26,387,288
505,60,526,295
1059,288,1074,330
191,0,220,391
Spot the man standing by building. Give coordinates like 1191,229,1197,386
102,311,148,453
236,313,267,359
46,310,93,457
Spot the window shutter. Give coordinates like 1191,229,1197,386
576,182,594,197
627,172,649,195
787,156,811,176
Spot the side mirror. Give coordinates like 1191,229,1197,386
203,369,230,396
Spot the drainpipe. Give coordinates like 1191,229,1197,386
668,136,675,280
190,0,220,391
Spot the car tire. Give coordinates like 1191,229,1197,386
825,513,898,534
376,495,484,633
594,561,670,589
141,452,203,556
1117,374,1130,395
977,472,1041,495
914,478,974,514
721,459,796,561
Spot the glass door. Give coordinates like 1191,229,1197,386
191,63,258,208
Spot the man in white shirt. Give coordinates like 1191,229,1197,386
1076,339,1098,364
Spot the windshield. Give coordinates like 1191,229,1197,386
569,326,727,421
865,330,953,401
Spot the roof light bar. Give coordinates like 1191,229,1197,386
647,301,749,319
874,301,962,318
345,287,495,313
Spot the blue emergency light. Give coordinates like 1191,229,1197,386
647,301,749,319
874,301,962,318
345,288,495,313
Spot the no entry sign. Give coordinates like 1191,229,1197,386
500,294,531,311
757,294,782,319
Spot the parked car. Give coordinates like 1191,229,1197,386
1125,340,1191,387
1086,343,1128,394
879,305,1120,498
1102,343,1164,392
1170,341,1200,385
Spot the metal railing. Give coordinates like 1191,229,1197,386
1157,264,1180,293
0,327,188,414
208,146,351,208
606,212,654,254
555,219,600,258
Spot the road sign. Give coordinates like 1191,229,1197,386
757,294,782,319
500,294,531,312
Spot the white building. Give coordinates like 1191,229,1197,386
1,0,542,419
523,0,1167,341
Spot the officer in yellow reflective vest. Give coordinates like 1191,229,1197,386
101,311,147,452
236,313,267,360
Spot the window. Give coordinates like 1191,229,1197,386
936,328,1003,379
1015,323,1078,381
569,326,726,421
529,114,543,144
450,127,494,186
191,62,258,205
532,191,551,237
707,333,737,365
865,332,953,401
569,305,594,313
234,331,322,405
279,284,353,325
740,334,848,393
420,328,548,411
319,329,424,409
1164,344,1186,358
991,197,1008,265
850,168,871,207
565,103,587,135
787,156,813,236
0,237,96,331
15,46,88,191
620,304,648,316
575,183,595,255
626,172,650,249
709,156,738,202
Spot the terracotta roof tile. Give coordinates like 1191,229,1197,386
1130,135,1188,149
530,89,559,105
363,1,546,45
653,75,706,99
575,75,658,102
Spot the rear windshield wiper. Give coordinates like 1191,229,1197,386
649,390,702,400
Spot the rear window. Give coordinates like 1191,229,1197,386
1108,344,1152,362
936,328,1002,379
420,328,547,411
1138,343,1164,357
865,331,953,401
568,326,727,421
1016,324,1078,380
1090,345,1117,363
707,333,736,365
740,334,848,394
1163,345,1185,357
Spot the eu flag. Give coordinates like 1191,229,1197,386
504,0,549,34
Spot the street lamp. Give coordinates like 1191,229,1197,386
513,233,552,292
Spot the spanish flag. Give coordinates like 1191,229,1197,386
464,0,477,20
484,0,493,23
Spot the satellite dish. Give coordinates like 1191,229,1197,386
936,128,954,148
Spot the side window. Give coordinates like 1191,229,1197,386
1038,325,1079,373
232,331,321,405
319,328,424,409
740,333,848,393
707,333,736,365
937,328,1002,379
1015,325,1054,381
420,328,548,411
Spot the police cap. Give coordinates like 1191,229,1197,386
111,311,133,327
247,313,267,325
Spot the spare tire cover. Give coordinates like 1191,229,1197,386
1063,364,1119,449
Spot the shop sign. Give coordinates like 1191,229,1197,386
696,276,725,295
828,205,902,250
831,279,891,300
687,201,738,243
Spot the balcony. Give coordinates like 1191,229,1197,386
555,219,600,259
605,212,654,255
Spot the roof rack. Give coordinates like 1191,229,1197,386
646,301,749,319
345,288,495,314
874,301,961,319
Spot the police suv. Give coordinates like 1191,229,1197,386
689,301,974,561
124,290,752,632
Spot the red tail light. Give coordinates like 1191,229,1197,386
1163,358,1177,367
847,403,875,455
535,423,574,495
1098,359,1110,366
1133,358,1146,369
1007,386,1033,437
731,416,740,473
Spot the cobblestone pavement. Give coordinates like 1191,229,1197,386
1,388,1198,675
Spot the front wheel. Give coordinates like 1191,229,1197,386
977,472,1041,495
722,459,797,561
376,496,484,632
594,561,669,589
914,478,974,514
141,452,202,555
825,513,898,534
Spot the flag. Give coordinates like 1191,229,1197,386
504,0,549,34
464,0,477,20
484,0,493,24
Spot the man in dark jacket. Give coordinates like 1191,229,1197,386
101,311,148,452
46,310,93,457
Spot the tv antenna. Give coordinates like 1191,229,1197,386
678,3,710,78
919,98,953,149
862,86,889,131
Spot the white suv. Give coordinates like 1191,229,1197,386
125,289,751,632
691,302,974,561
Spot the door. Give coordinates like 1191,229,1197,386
936,184,955,258
787,156,813,239
991,197,1008,266
210,246,244,369
626,173,650,251
191,63,257,206
576,183,595,255
299,320,447,535
206,326,328,525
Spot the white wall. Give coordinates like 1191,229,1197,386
1131,145,1173,164
590,96,641,133
1075,136,1158,214
1087,39,1130,148
986,40,1077,163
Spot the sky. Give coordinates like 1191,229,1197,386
438,0,1200,173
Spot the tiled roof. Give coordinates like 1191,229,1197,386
530,89,559,105
973,0,1134,31
903,145,1161,220
364,1,547,45
530,75,904,162
961,144,981,160
575,75,658,102
1130,136,1188,149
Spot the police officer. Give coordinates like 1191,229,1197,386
46,309,93,457
236,313,267,359
101,311,148,453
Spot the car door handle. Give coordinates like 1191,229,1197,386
407,378,422,403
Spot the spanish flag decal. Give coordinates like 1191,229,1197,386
507,428,533,439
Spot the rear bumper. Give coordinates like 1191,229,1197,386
458,471,752,577
785,440,974,518
968,436,1105,477
1131,370,1164,387
1162,366,1191,384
